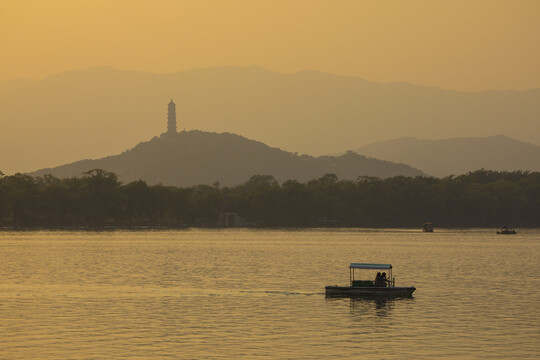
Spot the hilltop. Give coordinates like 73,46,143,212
31,130,424,186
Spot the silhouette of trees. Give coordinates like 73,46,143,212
122,179,152,225
0,169,539,229
80,170,122,226
2,174,39,226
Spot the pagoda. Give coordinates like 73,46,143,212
167,99,177,134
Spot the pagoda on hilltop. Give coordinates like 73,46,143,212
167,99,177,134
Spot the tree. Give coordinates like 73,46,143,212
3,174,39,226
121,180,152,226
81,169,122,226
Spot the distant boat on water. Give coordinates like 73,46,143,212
497,226,516,235
423,222,434,232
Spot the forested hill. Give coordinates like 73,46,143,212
30,130,424,186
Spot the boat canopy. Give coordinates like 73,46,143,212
350,263,392,270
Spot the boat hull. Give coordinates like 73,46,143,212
325,286,416,297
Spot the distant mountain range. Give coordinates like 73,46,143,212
354,135,540,177
30,130,424,186
1,66,539,174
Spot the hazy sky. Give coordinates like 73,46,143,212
1,0,539,91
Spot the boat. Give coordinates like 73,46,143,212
497,226,516,235
423,222,434,232
325,263,416,297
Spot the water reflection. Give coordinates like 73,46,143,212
349,297,395,318
326,296,415,319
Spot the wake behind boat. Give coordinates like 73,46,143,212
326,263,416,297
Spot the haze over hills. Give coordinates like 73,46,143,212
1,66,539,175
354,135,540,177
0,78,37,95
30,130,424,186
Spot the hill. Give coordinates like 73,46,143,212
2,66,539,174
30,130,424,186
354,135,540,177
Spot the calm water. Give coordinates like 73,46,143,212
1,229,539,359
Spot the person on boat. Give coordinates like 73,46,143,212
375,272,383,287
380,272,388,287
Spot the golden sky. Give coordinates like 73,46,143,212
1,0,539,91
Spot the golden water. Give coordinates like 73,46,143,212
1,229,539,359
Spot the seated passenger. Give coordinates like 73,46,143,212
374,272,383,287
380,272,388,287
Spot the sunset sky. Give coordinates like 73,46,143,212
1,0,539,91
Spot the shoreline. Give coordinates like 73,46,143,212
1,225,536,232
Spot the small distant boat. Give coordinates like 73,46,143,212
325,263,416,297
497,226,516,235
423,222,434,232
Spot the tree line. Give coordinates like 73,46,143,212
0,169,539,229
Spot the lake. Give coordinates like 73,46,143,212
1,229,539,359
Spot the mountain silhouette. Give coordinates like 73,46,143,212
1,66,539,174
354,135,540,177
30,130,424,186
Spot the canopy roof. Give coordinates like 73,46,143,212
350,263,392,270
